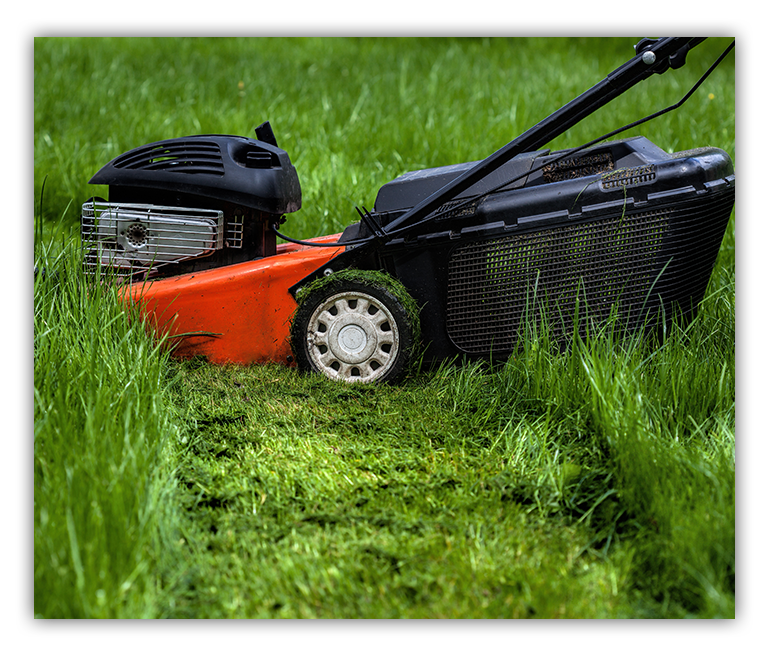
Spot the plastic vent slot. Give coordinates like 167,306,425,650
600,164,656,189
435,198,478,221
542,152,615,183
112,140,224,175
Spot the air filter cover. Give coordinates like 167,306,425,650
82,201,224,274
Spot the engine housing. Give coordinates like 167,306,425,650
82,125,301,279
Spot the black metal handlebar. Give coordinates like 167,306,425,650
380,38,705,238
289,38,710,296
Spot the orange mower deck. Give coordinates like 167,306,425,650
124,235,343,366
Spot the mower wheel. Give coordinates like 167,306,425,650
290,272,420,384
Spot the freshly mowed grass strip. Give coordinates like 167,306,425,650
167,279,734,618
34,37,734,618
166,361,631,618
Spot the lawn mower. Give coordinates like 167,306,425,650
81,37,735,383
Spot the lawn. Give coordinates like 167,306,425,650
33,36,735,619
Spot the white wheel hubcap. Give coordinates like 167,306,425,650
306,291,400,382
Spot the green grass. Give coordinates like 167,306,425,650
33,231,187,618
34,36,735,619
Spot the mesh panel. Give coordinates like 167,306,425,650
446,189,734,355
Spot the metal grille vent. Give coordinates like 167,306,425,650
112,140,224,175
542,152,615,183
226,211,245,249
601,164,656,189
82,201,224,275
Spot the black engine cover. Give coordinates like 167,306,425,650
89,133,302,215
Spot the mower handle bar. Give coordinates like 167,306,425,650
290,37,707,295
382,37,705,236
